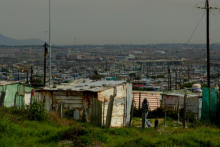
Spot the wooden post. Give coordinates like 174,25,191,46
44,42,48,87
142,112,145,128
106,88,116,128
183,93,187,128
175,70,178,90
106,96,114,128
154,120,159,129
102,100,105,126
30,66,33,84
60,103,63,118
129,100,134,127
17,69,20,81
168,67,171,91
163,95,167,127
14,93,17,107
0,92,5,107
139,92,141,110
177,97,180,123
164,111,167,127
26,71,29,84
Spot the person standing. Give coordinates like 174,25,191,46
142,98,151,128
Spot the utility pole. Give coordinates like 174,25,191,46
139,92,141,110
168,67,171,91
44,42,48,86
175,69,178,90
198,0,218,116
205,0,211,115
206,0,210,89
17,69,20,81
30,66,33,84
183,92,187,128
26,70,29,84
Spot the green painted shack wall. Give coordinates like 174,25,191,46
0,84,33,107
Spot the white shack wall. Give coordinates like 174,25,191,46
162,95,202,119
125,83,133,126
99,83,132,127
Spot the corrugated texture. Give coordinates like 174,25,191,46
4,84,18,107
202,88,218,120
125,83,133,126
35,82,133,128
162,94,202,119
0,84,33,107
99,84,129,127
101,83,132,127
43,80,127,92
24,93,31,105
111,98,125,127
162,95,182,109
133,91,161,111
89,98,102,126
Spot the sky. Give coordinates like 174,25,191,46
0,0,220,45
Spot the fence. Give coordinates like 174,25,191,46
202,88,220,121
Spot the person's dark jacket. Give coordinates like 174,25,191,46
142,99,149,113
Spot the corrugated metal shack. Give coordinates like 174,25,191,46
161,91,202,119
0,81,33,107
35,80,133,128
133,91,161,111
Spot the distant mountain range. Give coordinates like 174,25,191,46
0,34,43,46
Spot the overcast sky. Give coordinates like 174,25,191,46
0,0,220,45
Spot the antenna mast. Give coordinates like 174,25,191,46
49,0,52,86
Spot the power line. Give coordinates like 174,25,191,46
186,12,206,44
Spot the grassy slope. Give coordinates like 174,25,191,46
0,108,220,147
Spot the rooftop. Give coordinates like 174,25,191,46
162,89,201,97
43,79,127,92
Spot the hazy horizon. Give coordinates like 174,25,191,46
1,0,220,45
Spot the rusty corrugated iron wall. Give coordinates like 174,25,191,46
35,83,133,128
133,91,161,111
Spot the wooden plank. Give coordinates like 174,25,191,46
106,96,114,128
55,99,82,104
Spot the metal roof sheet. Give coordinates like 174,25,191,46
43,79,127,92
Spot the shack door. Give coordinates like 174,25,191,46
89,98,102,126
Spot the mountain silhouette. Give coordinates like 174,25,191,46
0,34,43,46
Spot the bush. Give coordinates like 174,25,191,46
148,108,165,118
28,102,47,121
133,107,197,122
133,108,165,118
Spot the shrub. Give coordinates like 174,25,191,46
133,108,165,118
133,108,142,117
28,102,47,121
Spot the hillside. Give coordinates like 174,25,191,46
0,34,43,46
0,108,220,146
